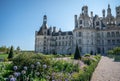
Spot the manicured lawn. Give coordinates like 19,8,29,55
0,54,8,59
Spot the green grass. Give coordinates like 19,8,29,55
0,54,8,59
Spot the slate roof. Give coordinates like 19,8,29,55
37,27,43,35
52,31,73,36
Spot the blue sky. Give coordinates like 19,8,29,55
0,0,120,50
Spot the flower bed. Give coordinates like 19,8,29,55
0,53,101,81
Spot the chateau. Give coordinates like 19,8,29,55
35,4,120,55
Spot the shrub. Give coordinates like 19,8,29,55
8,46,14,59
84,54,91,57
12,53,52,68
52,60,79,73
74,45,81,60
3,58,8,62
114,55,120,61
0,62,13,78
82,57,92,65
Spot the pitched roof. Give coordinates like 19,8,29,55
52,31,73,36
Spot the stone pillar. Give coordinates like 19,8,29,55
74,15,78,28
102,9,105,18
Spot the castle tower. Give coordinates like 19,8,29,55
43,15,47,25
102,9,105,18
116,6,120,18
91,11,93,17
74,15,78,28
107,4,112,17
116,6,120,25
82,6,88,16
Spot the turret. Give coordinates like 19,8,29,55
43,15,47,25
116,6,120,18
42,15,48,30
82,6,88,16
74,15,78,28
107,4,112,17
102,9,105,18
53,26,56,32
49,27,52,35
91,11,93,17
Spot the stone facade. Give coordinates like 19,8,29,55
35,4,120,55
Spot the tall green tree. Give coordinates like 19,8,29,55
8,46,14,59
74,45,81,60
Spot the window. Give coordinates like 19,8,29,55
112,40,115,45
80,20,82,24
59,36,61,40
66,41,67,45
97,48,101,53
44,47,46,49
79,39,81,44
62,41,64,46
107,32,110,37
96,21,99,26
59,41,61,46
107,40,111,44
117,39,120,44
66,36,68,39
79,32,82,37
97,40,100,45
44,37,46,39
102,40,104,45
79,47,82,52
116,32,119,37
102,48,104,54
69,41,71,46
97,33,100,37
44,31,46,35
111,32,115,37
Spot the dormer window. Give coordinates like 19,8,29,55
96,21,99,26
80,20,82,24
44,31,46,35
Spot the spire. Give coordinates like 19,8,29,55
42,15,48,29
74,15,78,28
102,9,105,18
43,15,47,25
59,28,61,32
108,4,110,8
82,5,88,16
91,11,93,17
107,4,112,17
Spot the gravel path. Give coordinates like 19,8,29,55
91,56,120,81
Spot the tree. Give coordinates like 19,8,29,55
113,47,120,55
74,45,81,60
8,46,14,59
0,46,7,53
16,46,20,54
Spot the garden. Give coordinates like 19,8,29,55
107,47,120,61
0,53,101,81
0,46,101,81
